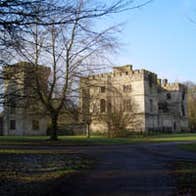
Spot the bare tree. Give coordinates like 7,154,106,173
184,81,196,131
103,99,140,138
0,0,153,66
1,0,152,139
80,76,141,138
16,11,119,139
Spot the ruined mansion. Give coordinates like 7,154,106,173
0,63,189,136
80,65,188,133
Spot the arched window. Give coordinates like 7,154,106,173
100,99,106,113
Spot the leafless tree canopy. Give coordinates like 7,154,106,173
0,0,152,139
80,78,141,138
184,81,196,130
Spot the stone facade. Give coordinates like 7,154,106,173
80,65,188,133
2,62,50,136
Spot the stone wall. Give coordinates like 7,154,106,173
2,62,50,136
80,65,189,133
3,111,48,136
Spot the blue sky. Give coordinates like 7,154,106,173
110,0,196,82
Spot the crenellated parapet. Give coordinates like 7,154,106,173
159,80,187,91
86,66,188,94
3,62,51,81
88,65,159,82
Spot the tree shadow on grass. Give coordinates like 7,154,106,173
0,153,94,196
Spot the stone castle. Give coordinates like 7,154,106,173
0,63,189,135
80,65,188,133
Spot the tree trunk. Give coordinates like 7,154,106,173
86,123,90,138
107,122,112,138
50,113,58,140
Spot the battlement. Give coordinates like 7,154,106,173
113,64,133,73
3,62,51,80
88,65,158,81
159,81,186,91
86,65,186,92
3,62,50,72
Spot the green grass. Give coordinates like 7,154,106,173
0,152,92,195
178,143,196,152
0,169,76,196
173,161,196,194
0,133,196,146
0,149,71,154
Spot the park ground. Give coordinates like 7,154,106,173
0,133,196,195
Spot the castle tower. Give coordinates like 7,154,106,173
2,62,50,135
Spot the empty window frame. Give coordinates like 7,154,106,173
100,99,106,113
123,85,132,92
32,120,39,130
10,120,16,130
123,99,132,111
166,93,171,100
100,86,105,93
181,104,185,116
150,99,153,112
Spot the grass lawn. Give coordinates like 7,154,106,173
173,161,196,195
0,133,196,146
0,150,93,195
178,143,196,152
